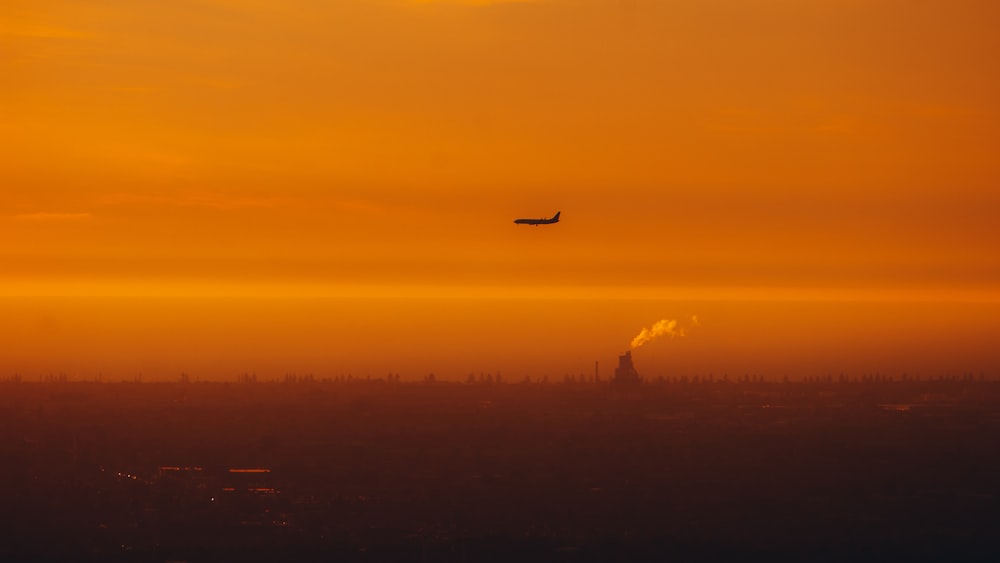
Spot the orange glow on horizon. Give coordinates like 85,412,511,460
3,1,999,380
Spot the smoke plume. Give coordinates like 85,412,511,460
630,316,697,349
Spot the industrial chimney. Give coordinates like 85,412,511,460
613,350,641,385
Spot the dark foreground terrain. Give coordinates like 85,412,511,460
2,378,999,562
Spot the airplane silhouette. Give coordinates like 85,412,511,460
514,211,560,226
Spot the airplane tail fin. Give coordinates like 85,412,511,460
552,211,561,221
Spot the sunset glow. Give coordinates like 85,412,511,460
4,0,999,380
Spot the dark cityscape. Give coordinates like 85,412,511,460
4,369,999,562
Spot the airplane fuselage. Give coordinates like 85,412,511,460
514,211,560,226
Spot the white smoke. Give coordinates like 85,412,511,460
630,316,698,349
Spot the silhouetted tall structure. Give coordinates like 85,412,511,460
613,351,641,385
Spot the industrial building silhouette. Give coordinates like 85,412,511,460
613,350,641,385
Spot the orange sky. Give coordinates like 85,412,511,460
3,1,999,380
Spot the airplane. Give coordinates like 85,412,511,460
514,211,560,226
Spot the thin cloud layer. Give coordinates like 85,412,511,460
2,0,998,295
12,212,93,221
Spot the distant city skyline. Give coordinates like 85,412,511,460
3,295,997,382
